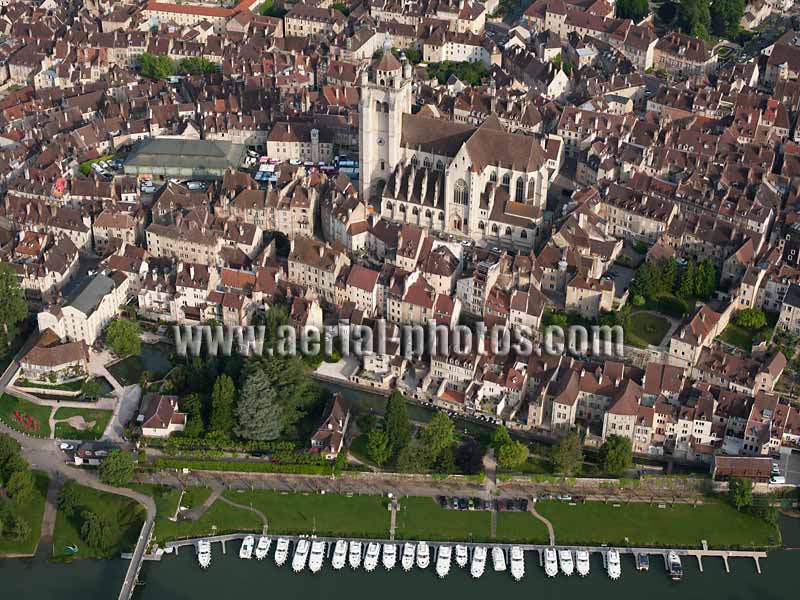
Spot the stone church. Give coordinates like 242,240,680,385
359,51,565,250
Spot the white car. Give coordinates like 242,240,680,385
771,475,786,484
58,442,75,451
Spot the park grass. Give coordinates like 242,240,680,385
494,511,549,544
718,322,763,350
396,496,492,542
52,407,113,441
225,489,392,538
626,312,671,347
0,394,52,438
52,484,145,560
0,471,49,556
78,153,115,176
536,499,779,549
16,378,85,392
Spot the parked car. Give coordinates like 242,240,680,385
457,497,469,511
771,475,786,484
58,442,75,451
519,498,529,511
437,496,448,508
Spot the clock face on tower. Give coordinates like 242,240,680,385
376,137,385,146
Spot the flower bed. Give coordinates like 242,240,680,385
0,394,52,438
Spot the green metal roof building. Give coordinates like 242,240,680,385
123,138,247,179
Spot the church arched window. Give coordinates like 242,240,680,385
478,221,485,230
521,230,528,239
411,155,418,168
425,209,432,218
436,160,444,171
454,179,468,205
491,224,499,234
505,227,512,236
399,204,406,212
386,201,393,210
502,173,511,189
528,177,536,197
423,157,431,169
515,177,525,201
490,171,497,184
412,207,419,215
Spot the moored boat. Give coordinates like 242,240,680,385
576,550,590,576
255,536,270,561
239,535,254,560
636,553,650,571
382,543,397,570
510,546,525,581
292,539,310,572
544,547,558,577
455,545,468,568
435,546,452,578
332,540,347,570
607,549,621,580
559,549,574,576
364,542,380,572
274,538,289,567
492,547,506,572
349,541,362,569
197,540,211,569
401,542,415,571
470,546,487,579
668,552,683,581
416,542,431,569
309,541,325,573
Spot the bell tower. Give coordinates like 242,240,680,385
358,48,412,201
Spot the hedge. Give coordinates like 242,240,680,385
153,459,336,475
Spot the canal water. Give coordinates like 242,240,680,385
1,517,798,599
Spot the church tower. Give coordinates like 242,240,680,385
358,50,412,201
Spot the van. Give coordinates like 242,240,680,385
770,475,786,484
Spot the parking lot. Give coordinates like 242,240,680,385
776,449,800,486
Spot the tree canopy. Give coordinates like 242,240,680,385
98,450,136,486
728,477,753,511
384,391,412,458
599,435,633,474
0,263,28,353
105,318,141,357
210,374,237,435
736,308,767,331
139,52,175,80
80,510,114,551
497,440,530,469
550,431,583,475
366,428,392,466
678,0,711,39
234,369,283,441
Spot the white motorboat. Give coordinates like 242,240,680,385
255,536,270,560
470,546,487,578
510,546,525,581
544,547,558,577
559,549,574,576
309,541,325,573
382,543,397,570
416,542,431,569
349,541,362,569
364,542,380,572
197,540,211,569
668,551,683,581
401,542,415,571
274,538,289,567
332,540,348,570
435,546,452,578
292,539,310,572
239,535,254,560
576,550,590,576
455,545,469,568
492,547,507,572
607,549,621,580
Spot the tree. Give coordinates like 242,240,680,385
139,52,175,80
8,515,30,541
82,378,103,400
396,443,432,473
677,260,696,300
422,412,455,460
0,263,27,353
209,374,237,435
384,391,411,457
366,428,392,466
550,432,583,475
695,258,717,300
616,0,649,20
710,0,744,37
105,318,141,357
58,482,82,517
176,57,217,75
234,369,283,441
98,450,136,486
491,425,512,453
629,263,659,301
2,453,27,480
678,0,711,38
0,433,20,467
660,257,678,294
6,470,34,503
330,1,350,15
736,308,767,331
599,435,633,474
497,440,530,469
728,477,753,511
80,511,114,551
179,393,205,438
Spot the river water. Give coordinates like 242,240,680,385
1,517,797,600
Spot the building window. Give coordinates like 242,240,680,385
515,177,524,201
411,155,418,168
423,157,431,168
502,173,511,188
454,179,468,205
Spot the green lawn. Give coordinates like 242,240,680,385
78,153,115,176
128,485,225,544
52,407,113,441
626,312,671,347
396,497,492,542
16,378,85,392
226,490,392,538
52,484,145,560
718,322,766,350
537,499,778,549
0,394,52,438
0,471,49,556
494,511,549,544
